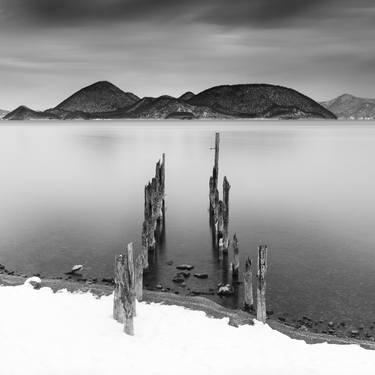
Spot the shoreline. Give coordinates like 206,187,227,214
1,273,374,350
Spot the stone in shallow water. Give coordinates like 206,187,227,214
194,273,208,279
176,265,194,271
217,284,234,296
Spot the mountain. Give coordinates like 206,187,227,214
53,81,139,114
92,96,232,119
189,84,336,119
4,106,58,120
320,94,375,119
3,81,337,120
0,109,9,119
178,91,195,101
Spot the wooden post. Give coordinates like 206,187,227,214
244,257,253,311
231,233,239,278
113,243,136,335
256,245,268,323
223,176,230,251
135,252,143,302
213,132,220,189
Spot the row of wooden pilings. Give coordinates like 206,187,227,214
209,132,269,323
113,154,166,335
113,133,269,336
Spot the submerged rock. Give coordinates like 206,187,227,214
176,265,194,271
194,273,208,279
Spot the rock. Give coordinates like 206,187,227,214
278,317,286,322
180,272,190,278
176,265,194,271
25,276,42,289
193,273,208,279
0,264,5,270
102,277,114,284
217,284,234,296
174,291,179,295
172,275,185,283
328,329,335,334
351,330,359,337
266,310,274,316
328,321,334,327
156,284,163,289
166,260,173,266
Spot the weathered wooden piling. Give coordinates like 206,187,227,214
244,257,253,310
231,233,239,278
209,133,220,214
113,243,136,335
142,155,166,269
256,245,268,323
223,176,230,250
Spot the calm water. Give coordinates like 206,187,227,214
0,121,375,328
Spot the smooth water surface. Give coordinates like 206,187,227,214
0,121,374,329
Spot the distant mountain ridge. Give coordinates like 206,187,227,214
321,94,375,119
4,81,336,120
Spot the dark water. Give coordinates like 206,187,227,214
1,121,375,330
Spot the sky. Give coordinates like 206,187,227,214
0,0,374,110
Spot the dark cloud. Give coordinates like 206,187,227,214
1,0,374,28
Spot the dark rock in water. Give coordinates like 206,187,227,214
217,284,234,296
267,310,274,316
180,272,190,278
172,274,185,283
328,329,335,335
194,273,208,279
0,264,5,270
166,260,174,266
278,317,286,322
350,330,360,337
176,265,194,271
174,291,179,295
102,277,114,284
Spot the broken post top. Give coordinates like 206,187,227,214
257,245,268,280
245,257,252,271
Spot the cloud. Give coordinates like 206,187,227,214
1,0,374,29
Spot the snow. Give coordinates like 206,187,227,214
0,282,374,375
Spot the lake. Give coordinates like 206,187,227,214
0,121,375,331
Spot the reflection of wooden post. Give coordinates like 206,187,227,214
135,252,143,302
257,245,268,323
223,177,230,251
113,243,136,336
231,234,239,278
244,257,253,310
218,238,224,261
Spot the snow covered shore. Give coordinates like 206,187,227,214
0,281,374,375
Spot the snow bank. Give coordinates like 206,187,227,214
0,283,374,375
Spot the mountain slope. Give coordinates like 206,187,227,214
0,109,9,119
54,81,139,114
178,91,195,101
320,94,375,119
4,106,58,120
189,84,336,119
120,96,232,119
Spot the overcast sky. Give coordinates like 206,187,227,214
0,0,374,110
